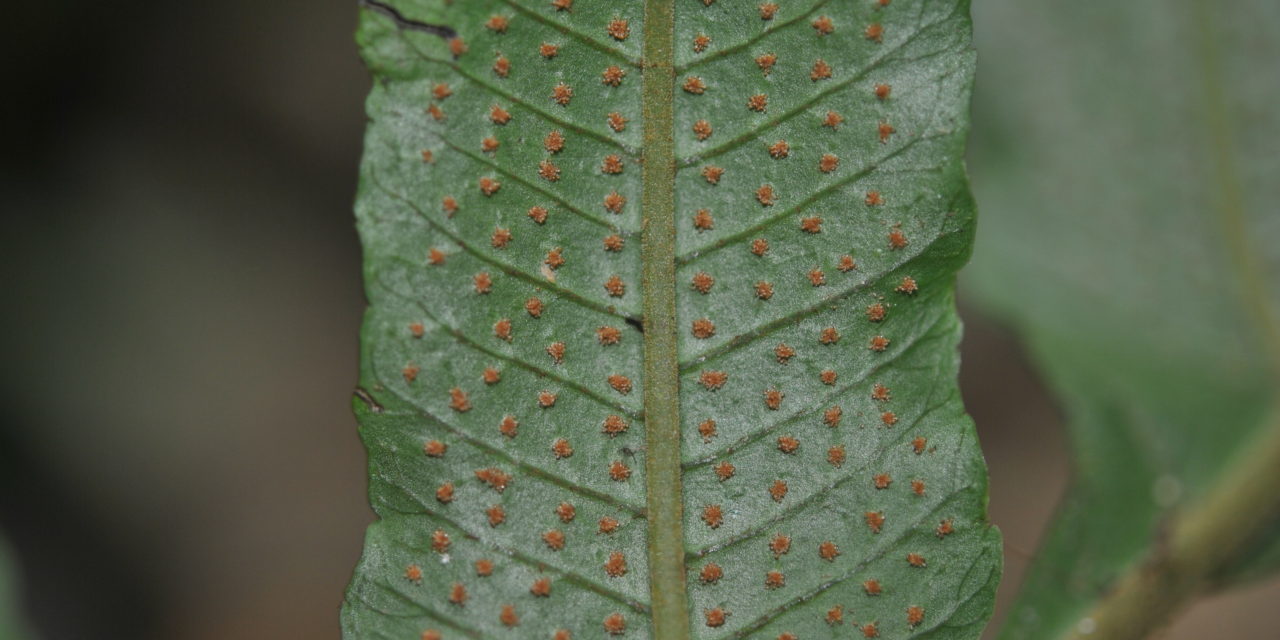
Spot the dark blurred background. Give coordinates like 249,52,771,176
0,2,1274,639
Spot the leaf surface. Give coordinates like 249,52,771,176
0,536,30,640
343,1,999,638
966,0,1280,637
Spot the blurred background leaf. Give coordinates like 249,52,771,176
966,0,1280,637
1,537,32,640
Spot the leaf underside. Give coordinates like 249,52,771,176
343,1,999,639
967,0,1280,638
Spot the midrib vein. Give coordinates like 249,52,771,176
1193,0,1280,373
639,1,690,638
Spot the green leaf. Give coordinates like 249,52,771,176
343,1,1000,638
0,536,31,640
966,0,1280,637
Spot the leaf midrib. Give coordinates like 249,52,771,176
639,2,690,637
1192,0,1280,372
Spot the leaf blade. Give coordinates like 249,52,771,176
344,1,999,638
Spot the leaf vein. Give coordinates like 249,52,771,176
677,214,953,371
390,28,634,153
683,311,943,468
720,485,975,638
372,271,645,422
496,0,642,68
370,169,640,324
678,6,959,167
439,138,629,232
676,133,945,265
376,487,651,613
691,322,950,560
675,0,832,74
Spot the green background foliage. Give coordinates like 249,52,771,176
0,539,30,640
966,0,1280,637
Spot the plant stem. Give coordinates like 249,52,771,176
1063,409,1280,639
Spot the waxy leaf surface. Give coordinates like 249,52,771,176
344,1,999,638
